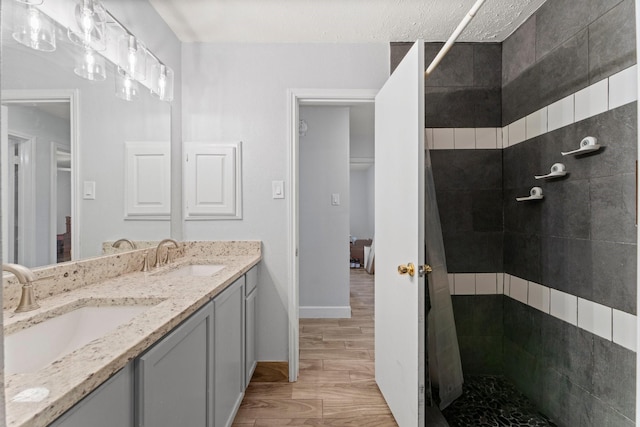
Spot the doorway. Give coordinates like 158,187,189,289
287,88,378,381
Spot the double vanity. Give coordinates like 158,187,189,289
3,241,261,427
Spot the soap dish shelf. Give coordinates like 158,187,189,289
561,136,600,156
535,171,567,180
535,163,567,180
516,186,544,202
561,145,600,156
516,195,544,202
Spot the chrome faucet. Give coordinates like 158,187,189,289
2,263,39,313
112,238,137,249
154,239,179,268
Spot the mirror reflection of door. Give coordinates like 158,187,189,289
53,145,72,263
1,100,72,267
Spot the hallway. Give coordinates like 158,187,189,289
233,269,398,426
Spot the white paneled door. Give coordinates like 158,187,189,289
374,40,426,426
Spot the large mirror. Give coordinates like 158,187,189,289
1,0,172,268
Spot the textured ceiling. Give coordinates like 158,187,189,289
148,0,546,43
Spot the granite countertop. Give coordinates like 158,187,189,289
4,252,261,427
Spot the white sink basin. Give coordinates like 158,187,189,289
159,264,225,278
5,305,151,375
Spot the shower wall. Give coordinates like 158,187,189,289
502,0,636,425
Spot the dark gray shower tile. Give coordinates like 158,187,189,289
542,179,591,239
541,314,595,392
452,295,475,336
458,335,504,375
593,336,637,420
426,87,501,128
389,42,412,74
503,188,543,233
590,173,636,244
542,237,594,300
472,295,504,337
573,102,638,178
504,299,542,355
425,87,476,128
430,150,502,191
472,87,502,127
434,190,474,233
592,241,637,314
424,43,474,87
473,43,502,88
504,232,542,283
590,403,636,427
503,141,542,189
589,0,637,83
503,338,542,405
541,369,606,427
442,231,503,273
539,30,590,108
535,0,592,60
471,191,503,232
502,63,541,125
589,0,627,19
502,15,536,86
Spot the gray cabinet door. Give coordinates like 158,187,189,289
49,363,134,427
214,276,245,427
244,287,257,389
137,302,214,427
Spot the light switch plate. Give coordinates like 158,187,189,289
83,181,96,200
331,193,340,206
272,180,284,199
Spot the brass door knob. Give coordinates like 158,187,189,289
397,263,415,277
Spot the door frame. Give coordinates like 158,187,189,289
2,89,80,263
286,88,378,382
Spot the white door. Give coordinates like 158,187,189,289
374,40,425,426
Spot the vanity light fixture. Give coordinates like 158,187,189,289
150,62,175,102
74,47,107,81
67,0,107,51
15,0,43,4
118,34,147,81
12,1,56,52
115,68,139,101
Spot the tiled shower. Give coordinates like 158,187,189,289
392,0,637,425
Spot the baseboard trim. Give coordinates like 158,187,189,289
299,306,351,318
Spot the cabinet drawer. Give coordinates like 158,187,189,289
245,265,258,296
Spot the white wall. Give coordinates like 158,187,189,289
181,42,389,360
349,166,374,239
299,106,351,317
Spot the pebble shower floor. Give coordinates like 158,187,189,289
442,375,557,427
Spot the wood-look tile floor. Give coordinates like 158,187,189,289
233,269,399,426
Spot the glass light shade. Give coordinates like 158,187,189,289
74,48,106,81
12,4,56,52
150,63,174,102
115,69,139,101
118,34,146,81
67,0,107,51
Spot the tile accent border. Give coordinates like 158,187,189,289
427,65,638,150
448,272,637,352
